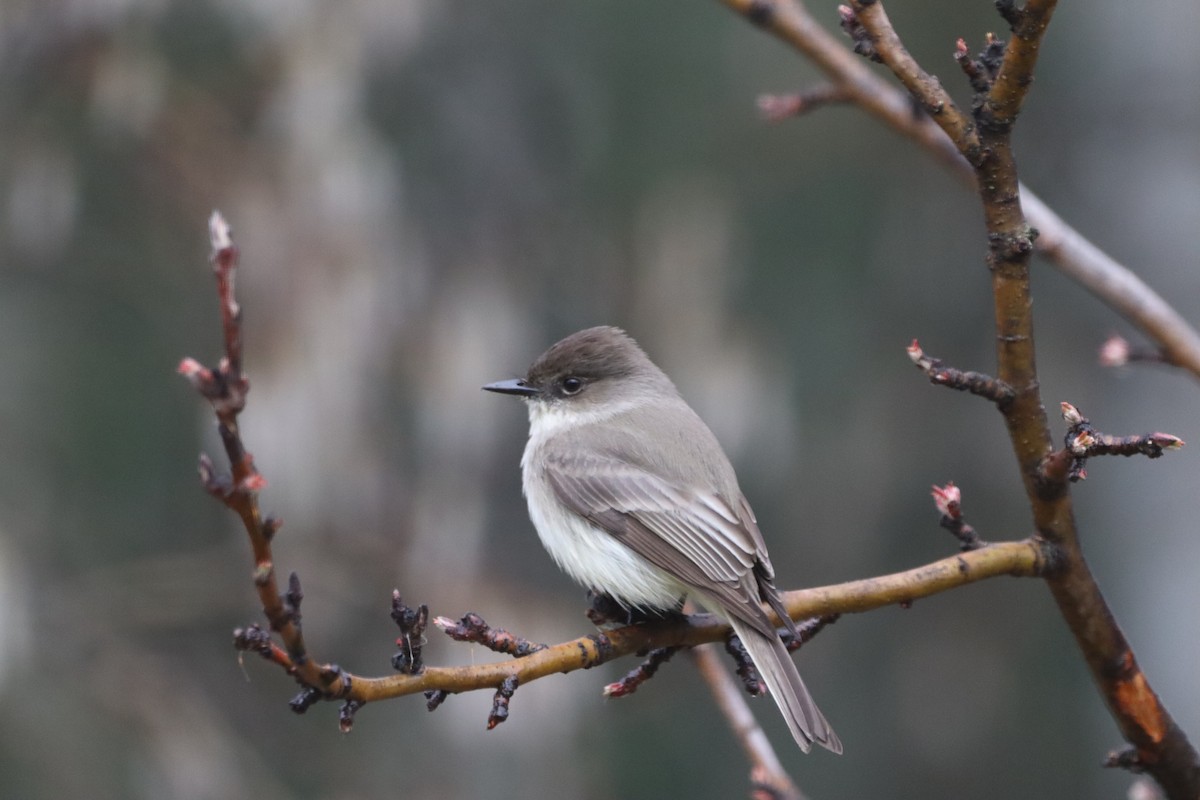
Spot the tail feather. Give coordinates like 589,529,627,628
729,618,842,755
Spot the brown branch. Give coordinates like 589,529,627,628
273,540,1044,704
907,340,1015,407
844,1,982,160
181,212,346,700
1056,402,1184,482
432,612,548,658
229,539,1042,708
602,647,679,698
828,1,1200,794
692,643,805,800
981,0,1059,132
724,1,1200,794
719,0,1200,381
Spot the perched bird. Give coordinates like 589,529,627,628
484,326,840,753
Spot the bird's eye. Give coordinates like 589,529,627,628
561,377,584,396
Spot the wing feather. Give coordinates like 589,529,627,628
544,450,777,637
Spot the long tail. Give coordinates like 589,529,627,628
728,618,842,754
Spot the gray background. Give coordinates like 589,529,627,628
1,1,1198,797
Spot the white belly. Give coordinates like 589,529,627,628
520,414,687,609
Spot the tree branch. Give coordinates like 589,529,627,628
722,1,1200,795
720,0,1200,381
234,540,1044,705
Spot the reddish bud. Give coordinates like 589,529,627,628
906,339,924,364
955,38,968,57
1098,335,1131,368
1060,402,1083,426
209,210,234,252
931,482,962,519
242,472,268,492
1149,433,1185,450
177,357,216,393
177,357,208,378
1069,430,1096,455
757,93,802,122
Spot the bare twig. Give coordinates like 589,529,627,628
432,612,548,658
758,85,851,122
692,643,805,800
182,211,343,700
603,647,679,697
907,340,1015,407
487,675,520,730
844,1,981,158
930,483,985,551
1055,402,1184,482
1099,334,1170,369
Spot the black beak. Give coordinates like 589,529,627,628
482,378,540,397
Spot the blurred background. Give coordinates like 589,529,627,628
1,0,1198,797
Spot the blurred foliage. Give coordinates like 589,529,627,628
1,1,1198,798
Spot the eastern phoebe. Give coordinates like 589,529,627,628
484,326,840,754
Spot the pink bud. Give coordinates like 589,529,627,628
242,473,268,492
758,93,807,122
931,482,961,518
1098,335,1130,368
907,339,925,365
1149,433,1185,450
1060,402,1083,426
1069,430,1096,455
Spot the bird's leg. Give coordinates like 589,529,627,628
585,591,688,627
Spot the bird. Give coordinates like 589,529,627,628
483,325,840,753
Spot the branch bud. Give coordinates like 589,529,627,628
1060,402,1083,426
1148,433,1185,451
1098,335,1130,368
209,210,234,253
1069,430,1096,455
931,482,962,519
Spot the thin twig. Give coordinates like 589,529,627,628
1056,402,1184,482
758,85,851,122
692,643,805,800
907,340,1015,407
930,483,986,551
